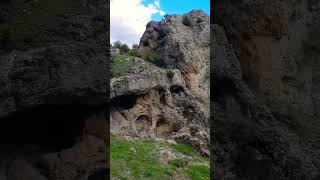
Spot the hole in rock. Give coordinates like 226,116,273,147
160,93,166,105
196,18,203,23
155,119,173,138
170,85,184,94
111,95,138,110
0,105,88,152
135,115,152,132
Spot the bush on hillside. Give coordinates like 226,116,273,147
113,41,131,55
111,55,133,78
137,47,163,66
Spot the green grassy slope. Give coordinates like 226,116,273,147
111,136,210,180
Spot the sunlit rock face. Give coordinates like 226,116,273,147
139,10,210,106
110,56,210,156
212,0,320,179
110,11,210,155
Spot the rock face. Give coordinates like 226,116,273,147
110,11,210,156
110,47,120,57
0,0,108,180
139,10,210,105
110,58,209,155
212,0,320,179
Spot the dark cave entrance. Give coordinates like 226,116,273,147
0,105,88,153
111,94,139,110
170,85,184,94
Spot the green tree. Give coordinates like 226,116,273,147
112,41,131,55
130,43,139,56
113,41,122,49
119,43,130,54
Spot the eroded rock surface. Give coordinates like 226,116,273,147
110,11,210,154
110,58,209,155
139,10,210,105
212,1,320,179
0,0,108,179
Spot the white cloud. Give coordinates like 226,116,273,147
159,10,165,16
154,0,160,8
111,0,165,47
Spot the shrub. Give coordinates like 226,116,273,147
111,55,133,78
119,44,130,54
129,43,139,56
138,47,156,61
166,70,174,80
182,16,191,26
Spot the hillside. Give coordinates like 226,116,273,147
111,136,209,180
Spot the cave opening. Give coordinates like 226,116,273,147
170,85,184,94
0,104,88,153
111,94,139,110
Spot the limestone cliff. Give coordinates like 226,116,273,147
139,10,210,106
110,11,210,155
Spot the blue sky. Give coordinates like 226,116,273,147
144,0,210,21
111,0,210,47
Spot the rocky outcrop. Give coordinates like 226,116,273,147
110,11,210,156
212,1,320,179
110,47,120,57
139,10,210,105
0,0,108,180
110,58,209,155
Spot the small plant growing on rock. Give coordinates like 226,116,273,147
182,16,191,26
166,70,174,80
138,47,156,61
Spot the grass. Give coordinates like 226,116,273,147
111,136,210,180
169,159,184,168
172,143,196,156
110,137,173,179
186,165,210,180
111,55,134,78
